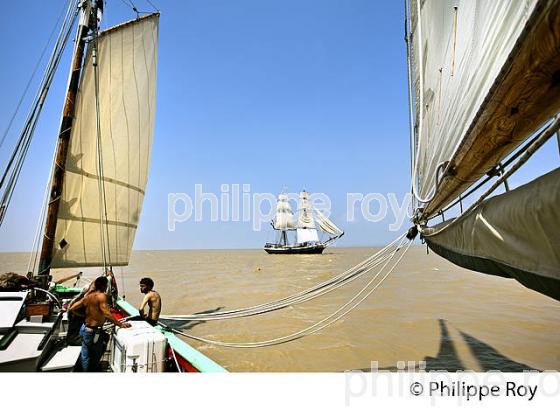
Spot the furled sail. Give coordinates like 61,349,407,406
273,194,295,230
315,210,343,237
50,14,159,268
297,191,316,229
422,167,560,301
409,0,560,216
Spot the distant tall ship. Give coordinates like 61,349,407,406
264,191,344,254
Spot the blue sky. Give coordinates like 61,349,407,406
0,0,558,251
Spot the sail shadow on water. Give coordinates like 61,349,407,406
350,319,536,372
457,329,538,372
160,306,225,330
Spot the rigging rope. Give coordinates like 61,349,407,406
27,131,60,274
420,114,560,237
164,238,412,348
0,0,70,150
408,0,438,205
92,28,113,271
0,0,80,229
406,0,462,208
163,246,397,321
162,234,406,321
164,243,400,321
432,115,560,220
404,0,416,213
118,0,158,16
145,0,160,12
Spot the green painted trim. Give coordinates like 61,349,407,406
116,299,140,316
53,284,82,293
116,299,227,373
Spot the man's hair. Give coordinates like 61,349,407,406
94,276,109,292
140,277,154,289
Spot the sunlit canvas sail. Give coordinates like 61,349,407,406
297,191,316,229
409,0,560,214
315,210,343,236
273,194,296,230
422,168,560,301
406,0,560,300
265,189,343,254
296,228,319,244
51,14,159,268
296,191,319,244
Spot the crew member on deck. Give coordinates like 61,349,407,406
139,277,161,326
69,276,131,372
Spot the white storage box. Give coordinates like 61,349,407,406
111,321,167,373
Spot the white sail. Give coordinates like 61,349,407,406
51,14,159,268
297,191,316,229
315,209,343,237
408,1,560,301
273,194,295,230
295,191,319,243
422,168,560,301
410,0,537,203
296,228,319,244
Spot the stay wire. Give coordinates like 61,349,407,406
163,238,401,321
163,247,397,322
92,30,113,270
176,234,403,316
118,0,157,16
166,238,411,348
0,0,71,149
162,234,406,321
0,1,80,228
145,0,159,12
0,0,77,188
420,115,560,237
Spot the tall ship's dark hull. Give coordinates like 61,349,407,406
264,243,326,254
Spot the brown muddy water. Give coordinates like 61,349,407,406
2,247,559,372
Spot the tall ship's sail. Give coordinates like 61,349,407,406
273,194,295,230
296,190,319,244
406,0,560,300
265,190,343,254
51,15,158,268
315,209,344,237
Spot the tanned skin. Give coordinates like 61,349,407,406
139,283,161,323
70,283,131,329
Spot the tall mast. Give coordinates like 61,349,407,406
282,230,288,246
37,0,103,285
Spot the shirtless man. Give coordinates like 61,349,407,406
69,276,131,371
139,277,161,326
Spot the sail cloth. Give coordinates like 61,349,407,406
297,228,319,244
50,14,159,268
273,194,295,230
315,210,343,236
297,191,316,229
422,167,560,302
410,0,542,210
